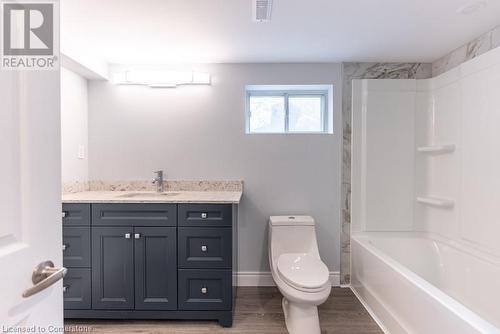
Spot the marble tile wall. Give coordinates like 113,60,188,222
340,62,432,285
433,25,500,76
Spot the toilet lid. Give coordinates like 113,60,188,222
277,253,329,290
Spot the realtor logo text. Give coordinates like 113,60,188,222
1,1,58,70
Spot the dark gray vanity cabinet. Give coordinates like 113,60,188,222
62,204,91,310
91,226,135,310
63,202,236,327
92,203,177,226
63,268,91,310
62,203,91,226
91,225,177,310
134,226,177,310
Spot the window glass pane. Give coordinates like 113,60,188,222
288,96,323,132
249,96,285,133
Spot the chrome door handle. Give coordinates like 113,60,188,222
23,261,67,298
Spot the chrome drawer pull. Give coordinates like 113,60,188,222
134,233,141,239
201,245,207,252
125,233,131,239
201,287,208,294
201,213,207,219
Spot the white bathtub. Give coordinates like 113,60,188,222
351,232,500,334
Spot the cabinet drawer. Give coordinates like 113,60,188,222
178,228,232,268
63,268,91,310
63,227,91,267
178,269,232,311
62,204,90,226
92,203,177,226
178,204,232,227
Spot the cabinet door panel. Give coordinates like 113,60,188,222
134,227,177,310
92,227,134,309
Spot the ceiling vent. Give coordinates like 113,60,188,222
253,0,273,22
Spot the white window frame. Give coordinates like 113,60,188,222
245,85,332,134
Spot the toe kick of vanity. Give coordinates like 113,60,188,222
62,201,238,328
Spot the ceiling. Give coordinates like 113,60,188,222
61,0,500,64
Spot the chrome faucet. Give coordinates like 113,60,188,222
152,170,164,192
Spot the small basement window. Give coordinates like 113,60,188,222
245,85,333,134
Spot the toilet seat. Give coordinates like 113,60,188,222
277,253,329,292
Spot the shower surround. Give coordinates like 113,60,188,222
341,24,500,285
340,62,431,285
350,46,500,332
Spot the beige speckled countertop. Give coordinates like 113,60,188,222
62,191,242,204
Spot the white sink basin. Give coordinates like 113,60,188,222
116,192,180,198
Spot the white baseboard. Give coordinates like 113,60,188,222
234,271,340,287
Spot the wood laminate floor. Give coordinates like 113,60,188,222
65,287,382,334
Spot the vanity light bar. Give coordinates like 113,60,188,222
112,69,211,88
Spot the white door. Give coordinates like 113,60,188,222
0,66,62,330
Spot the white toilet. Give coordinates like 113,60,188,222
268,216,331,334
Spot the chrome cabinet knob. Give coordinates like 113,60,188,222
62,244,68,251
63,285,69,293
134,233,141,239
201,287,208,294
201,213,207,219
62,211,67,218
125,233,131,239
201,245,207,252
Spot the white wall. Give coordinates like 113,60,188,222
87,63,343,273
61,67,89,182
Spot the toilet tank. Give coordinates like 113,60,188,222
268,216,320,263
